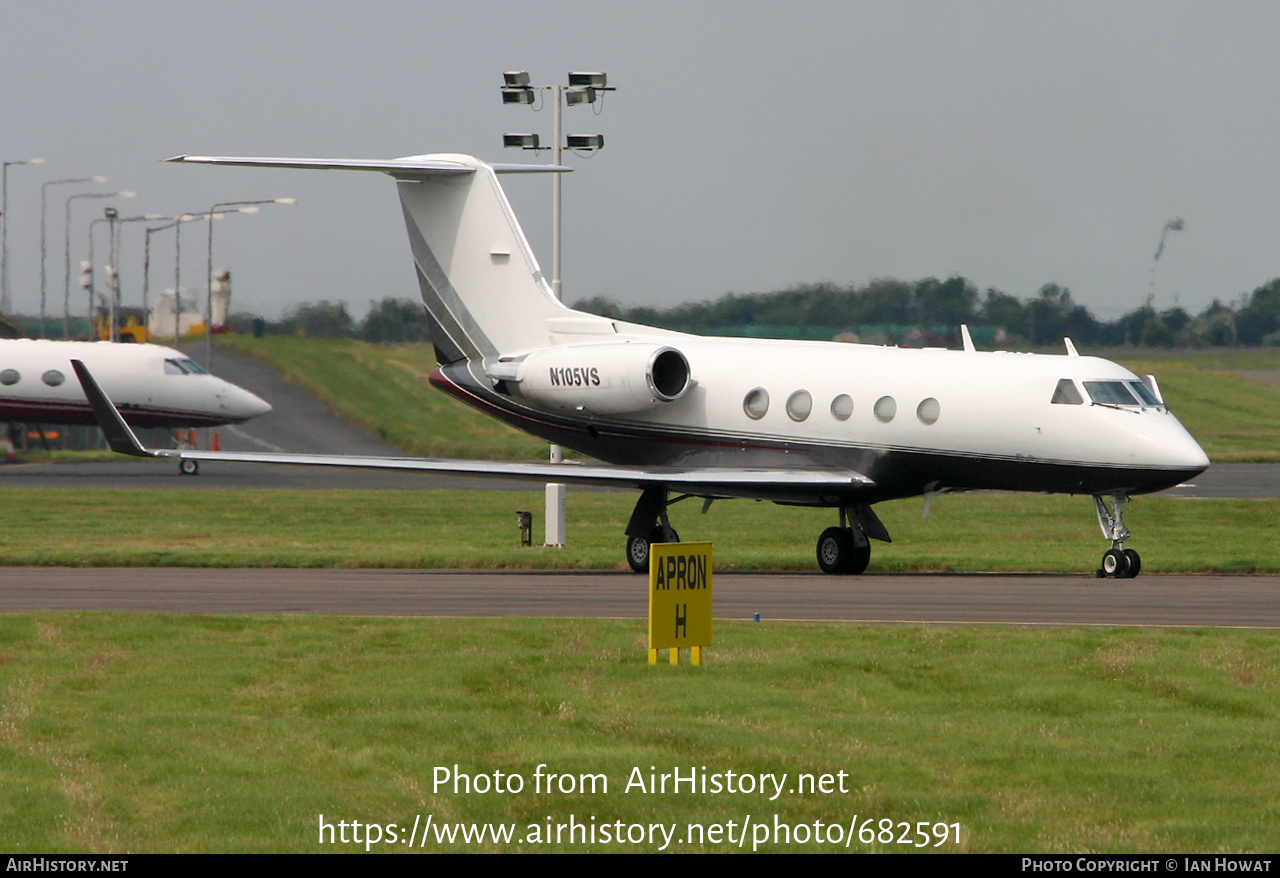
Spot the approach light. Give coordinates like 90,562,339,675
503,71,530,87
502,88,535,105
566,134,604,151
504,133,541,149
568,72,607,89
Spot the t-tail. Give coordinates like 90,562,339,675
169,153,589,365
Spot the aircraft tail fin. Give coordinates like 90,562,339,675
170,153,585,364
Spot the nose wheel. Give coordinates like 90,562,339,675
1095,495,1140,578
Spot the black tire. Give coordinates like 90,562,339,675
179,459,199,476
1123,548,1141,578
850,539,871,575
626,535,649,573
1101,548,1131,578
817,527,854,574
625,526,679,574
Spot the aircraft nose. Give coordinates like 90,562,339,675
218,382,273,421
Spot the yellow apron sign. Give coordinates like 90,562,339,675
648,542,713,665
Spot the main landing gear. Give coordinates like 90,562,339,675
1094,494,1141,579
624,488,895,576
624,486,685,573
815,505,891,575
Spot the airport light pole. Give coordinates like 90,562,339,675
41,176,106,337
501,71,612,547
1,156,45,315
65,190,133,338
204,198,295,369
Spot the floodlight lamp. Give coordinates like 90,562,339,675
118,191,136,199
503,133,541,149
103,207,118,219
566,134,604,150
565,87,596,106
29,157,46,165
92,176,108,183
80,261,91,272
502,88,535,105
568,72,607,89
503,71,530,87
274,197,297,205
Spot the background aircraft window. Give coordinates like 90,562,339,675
1051,378,1084,405
874,395,897,423
165,359,188,375
1084,381,1139,406
1128,381,1161,407
743,387,769,420
42,370,65,387
830,393,853,421
0,369,18,386
917,397,940,425
786,390,812,422
180,358,209,375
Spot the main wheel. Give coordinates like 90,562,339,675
1123,548,1141,578
817,527,854,574
1101,548,1131,578
626,535,650,573
179,459,199,476
625,525,679,574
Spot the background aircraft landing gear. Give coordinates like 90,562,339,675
179,458,199,476
1094,494,1139,578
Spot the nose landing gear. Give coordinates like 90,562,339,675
1094,494,1140,578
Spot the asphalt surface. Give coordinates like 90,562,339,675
0,568,1274,627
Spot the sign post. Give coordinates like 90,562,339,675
647,542,713,665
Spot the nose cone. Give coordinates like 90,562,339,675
1134,414,1210,489
218,380,273,422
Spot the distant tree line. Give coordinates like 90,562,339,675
575,275,1280,348
224,277,1280,348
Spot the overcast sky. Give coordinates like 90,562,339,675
3,1,1279,326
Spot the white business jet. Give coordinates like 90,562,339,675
1,338,271,432
73,153,1208,577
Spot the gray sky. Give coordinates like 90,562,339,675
3,1,1279,325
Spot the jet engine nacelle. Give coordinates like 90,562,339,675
511,343,692,415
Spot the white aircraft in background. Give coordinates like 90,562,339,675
1,338,271,432
74,152,1209,578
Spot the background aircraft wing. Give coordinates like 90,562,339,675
72,360,875,498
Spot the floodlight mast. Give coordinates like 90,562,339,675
500,70,614,547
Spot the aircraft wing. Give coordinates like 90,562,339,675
72,360,875,499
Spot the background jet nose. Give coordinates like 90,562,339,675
218,381,272,420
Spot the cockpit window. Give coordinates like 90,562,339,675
1083,380,1140,406
1051,378,1084,405
1127,380,1161,407
165,358,210,375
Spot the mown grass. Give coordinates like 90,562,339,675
218,336,1280,462
0,487,1274,573
2,615,1278,852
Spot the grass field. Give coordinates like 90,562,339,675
0,487,1275,573
2,614,1279,853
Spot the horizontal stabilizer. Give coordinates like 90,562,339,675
167,155,570,177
